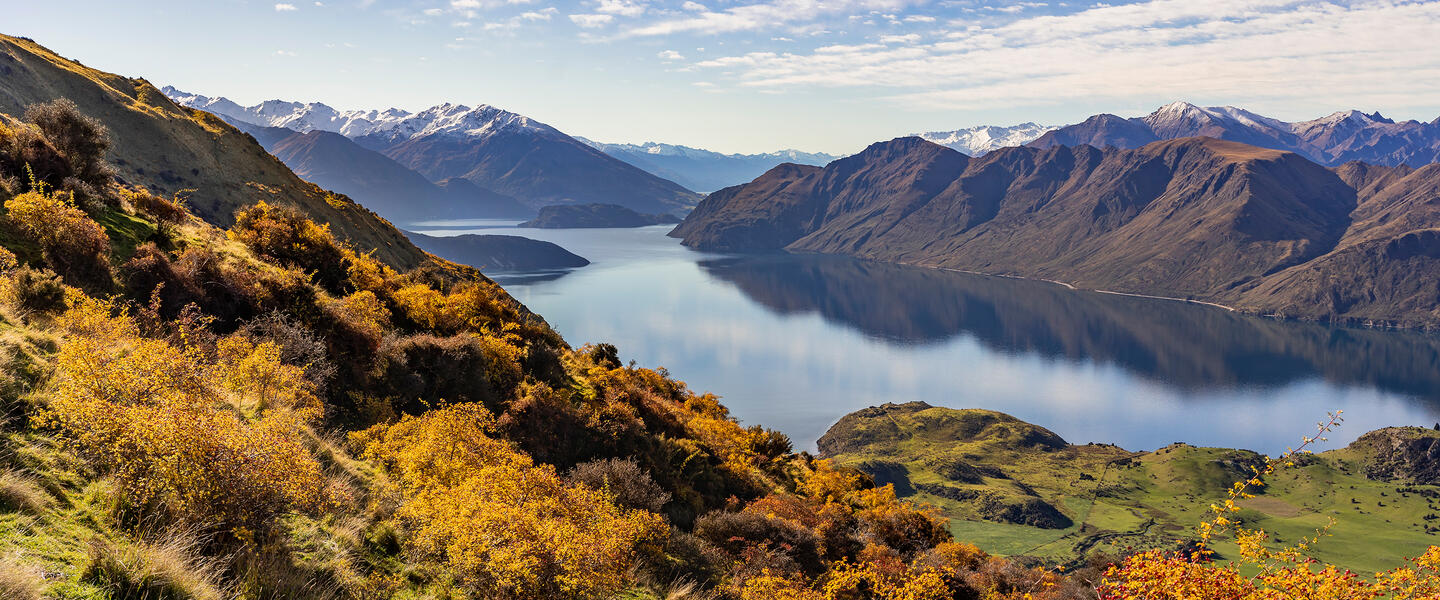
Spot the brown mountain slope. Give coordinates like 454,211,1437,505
675,136,1440,326
268,130,532,224
0,34,426,268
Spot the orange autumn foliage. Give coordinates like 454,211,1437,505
353,402,668,599
37,298,333,533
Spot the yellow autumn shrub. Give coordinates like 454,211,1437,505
4,189,110,283
38,298,331,533
354,402,668,599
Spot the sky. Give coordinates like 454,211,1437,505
7,0,1440,154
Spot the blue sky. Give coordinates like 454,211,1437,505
8,0,1440,154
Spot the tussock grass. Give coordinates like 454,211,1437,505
0,469,49,513
0,556,44,600
82,533,226,600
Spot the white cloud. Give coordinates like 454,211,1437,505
622,0,917,37
274,49,298,56
424,7,444,16
274,3,297,10
658,49,686,60
682,0,706,10
521,7,558,20
902,14,934,22
596,0,646,16
692,0,1440,115
879,33,919,44
569,13,615,27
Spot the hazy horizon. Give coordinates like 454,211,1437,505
9,0,1440,155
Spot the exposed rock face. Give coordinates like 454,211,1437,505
405,232,589,271
674,136,1440,326
1349,427,1440,485
520,203,682,228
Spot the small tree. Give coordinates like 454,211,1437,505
23,99,112,186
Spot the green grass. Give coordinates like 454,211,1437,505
825,404,1440,574
93,208,157,262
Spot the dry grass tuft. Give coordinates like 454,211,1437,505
83,533,226,600
0,470,50,513
0,557,45,600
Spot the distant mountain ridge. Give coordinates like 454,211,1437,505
577,138,838,193
0,36,427,269
1030,101,1440,167
914,123,1058,156
672,135,1440,326
163,87,700,215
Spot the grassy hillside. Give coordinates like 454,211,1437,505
820,402,1440,575
0,34,425,270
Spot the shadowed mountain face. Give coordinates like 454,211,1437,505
698,254,1440,398
266,130,533,224
675,136,1440,326
357,127,700,216
0,35,427,269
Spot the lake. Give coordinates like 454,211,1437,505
411,220,1440,455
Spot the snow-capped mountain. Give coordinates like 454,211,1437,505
161,86,557,144
163,87,699,214
577,138,838,193
1030,101,1440,167
914,123,1058,156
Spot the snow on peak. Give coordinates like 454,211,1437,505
161,87,559,143
914,122,1058,156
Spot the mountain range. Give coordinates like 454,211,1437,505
0,36,427,269
163,87,700,218
575,138,838,193
1029,101,1440,167
914,123,1058,156
672,135,1440,326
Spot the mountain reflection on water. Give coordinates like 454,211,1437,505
421,223,1440,454
698,254,1440,399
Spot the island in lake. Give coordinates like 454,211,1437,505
406,231,590,271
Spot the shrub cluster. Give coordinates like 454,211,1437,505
4,189,111,286
354,403,668,599
38,298,334,534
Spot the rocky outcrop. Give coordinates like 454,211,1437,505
1349,427,1440,485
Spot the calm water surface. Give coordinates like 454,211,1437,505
414,220,1440,455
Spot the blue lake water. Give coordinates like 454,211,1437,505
412,220,1440,456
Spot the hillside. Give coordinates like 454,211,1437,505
673,136,1440,326
0,35,426,269
820,402,1440,574
165,89,702,216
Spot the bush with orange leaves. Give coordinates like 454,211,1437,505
4,189,111,285
352,402,668,599
229,201,351,292
1099,413,1440,600
36,298,334,535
